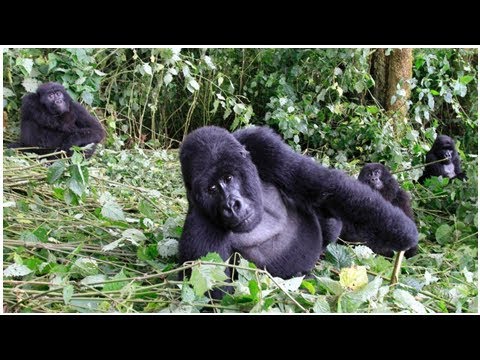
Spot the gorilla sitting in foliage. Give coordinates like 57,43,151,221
339,163,417,258
8,82,105,158
418,135,466,184
178,126,418,297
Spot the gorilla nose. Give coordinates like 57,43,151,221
223,198,242,217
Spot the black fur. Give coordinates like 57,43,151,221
418,135,466,184
8,82,105,158
356,163,417,258
178,126,419,298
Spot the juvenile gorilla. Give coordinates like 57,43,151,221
418,135,466,184
9,82,105,158
178,126,418,296
353,163,417,258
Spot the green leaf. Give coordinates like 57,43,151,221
69,299,100,313
248,280,260,300
430,89,440,95
233,103,245,114
46,161,66,184
181,283,196,303
354,80,364,93
393,289,426,313
460,75,474,85
187,79,200,93
301,280,316,295
94,69,107,76
33,226,49,242
137,244,159,261
122,228,147,245
103,269,128,292
201,252,224,262
139,200,155,218
276,276,304,292
63,285,74,304
67,178,84,197
157,238,179,257
64,189,79,205
80,274,107,288
81,91,93,106
19,58,34,74
71,258,99,277
189,261,228,297
143,63,153,76
3,263,33,278
338,277,383,312
415,57,425,69
325,243,353,269
312,297,330,313
339,265,368,290
3,87,14,97
435,224,452,245
316,277,344,296
164,72,173,86
22,78,41,93
101,200,125,221
71,152,84,165
366,105,379,114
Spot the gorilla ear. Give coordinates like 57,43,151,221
240,147,250,158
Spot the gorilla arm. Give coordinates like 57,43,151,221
233,126,418,252
61,103,106,150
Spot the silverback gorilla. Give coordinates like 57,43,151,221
9,82,105,158
352,163,417,258
178,126,418,296
418,135,466,184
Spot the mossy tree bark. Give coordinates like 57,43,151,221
371,49,413,117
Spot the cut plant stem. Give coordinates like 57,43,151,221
390,251,405,285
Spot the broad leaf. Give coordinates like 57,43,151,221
101,200,125,221
3,263,33,278
325,243,353,269
46,161,66,184
63,285,74,304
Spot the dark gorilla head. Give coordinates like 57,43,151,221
37,82,71,116
432,135,455,164
358,163,399,201
180,126,263,233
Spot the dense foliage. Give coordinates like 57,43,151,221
3,48,478,313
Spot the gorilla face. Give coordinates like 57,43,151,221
359,164,384,190
434,135,455,164
37,83,71,116
181,127,263,233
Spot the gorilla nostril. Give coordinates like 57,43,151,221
233,199,241,212
223,207,232,218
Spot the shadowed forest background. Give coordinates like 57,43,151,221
2,48,478,313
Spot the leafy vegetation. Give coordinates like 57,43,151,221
3,48,478,313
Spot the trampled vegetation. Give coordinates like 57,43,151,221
2,48,478,313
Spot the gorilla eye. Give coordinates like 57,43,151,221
48,93,55,100
208,184,217,194
225,175,233,182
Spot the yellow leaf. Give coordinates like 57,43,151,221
339,265,368,290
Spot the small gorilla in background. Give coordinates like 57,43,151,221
342,163,417,258
8,82,105,158
418,135,466,184
178,126,418,298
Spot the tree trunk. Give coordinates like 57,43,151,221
371,49,413,117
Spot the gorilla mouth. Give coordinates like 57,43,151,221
231,212,254,231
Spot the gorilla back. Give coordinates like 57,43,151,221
179,126,418,292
